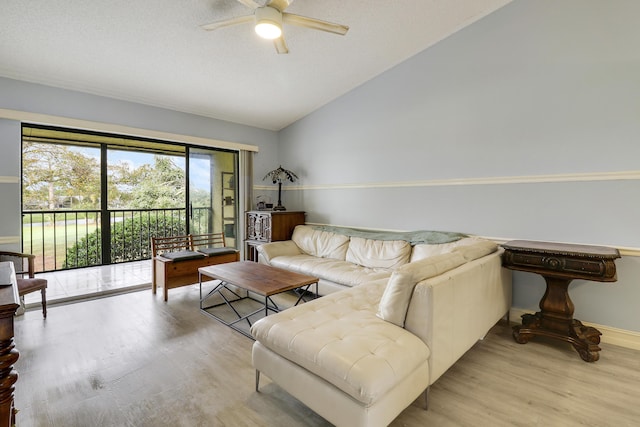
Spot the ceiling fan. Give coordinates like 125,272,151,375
201,0,349,54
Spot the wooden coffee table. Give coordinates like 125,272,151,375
198,261,319,338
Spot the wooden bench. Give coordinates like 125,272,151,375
151,233,239,301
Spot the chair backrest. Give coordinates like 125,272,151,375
0,251,35,278
151,235,192,257
190,233,227,251
150,233,227,257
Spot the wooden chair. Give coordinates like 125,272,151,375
0,251,47,318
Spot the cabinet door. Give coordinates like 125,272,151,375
270,212,305,241
246,212,272,242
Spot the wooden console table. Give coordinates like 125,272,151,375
0,262,20,426
502,240,620,362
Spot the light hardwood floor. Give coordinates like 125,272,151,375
14,285,640,427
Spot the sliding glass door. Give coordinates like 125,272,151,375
188,147,238,246
22,124,240,272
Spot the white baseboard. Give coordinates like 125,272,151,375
510,308,640,351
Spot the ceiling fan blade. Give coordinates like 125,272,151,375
236,0,263,9
283,13,349,35
266,0,293,12
201,15,253,31
273,36,289,54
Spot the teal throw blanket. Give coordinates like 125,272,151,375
310,225,468,245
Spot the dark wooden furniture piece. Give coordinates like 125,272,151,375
151,233,239,302
199,261,318,338
0,261,20,427
502,240,621,362
245,211,305,261
0,251,47,318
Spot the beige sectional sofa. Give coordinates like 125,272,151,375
251,225,512,427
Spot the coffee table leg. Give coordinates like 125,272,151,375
292,282,318,306
266,296,280,313
199,272,203,309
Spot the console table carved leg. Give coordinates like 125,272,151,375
512,275,603,362
512,313,539,344
569,320,602,362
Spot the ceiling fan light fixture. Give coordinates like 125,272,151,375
254,6,282,39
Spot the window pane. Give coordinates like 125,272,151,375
22,141,101,211
107,149,186,209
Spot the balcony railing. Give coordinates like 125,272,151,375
23,207,213,273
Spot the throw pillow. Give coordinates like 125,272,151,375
376,270,414,327
377,252,466,327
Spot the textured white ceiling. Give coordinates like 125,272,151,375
0,0,511,131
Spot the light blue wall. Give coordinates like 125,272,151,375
0,119,22,251
0,77,279,250
278,0,640,331
0,77,279,149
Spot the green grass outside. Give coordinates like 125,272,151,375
23,220,100,272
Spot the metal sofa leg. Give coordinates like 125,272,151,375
41,288,47,318
423,387,429,410
255,370,260,392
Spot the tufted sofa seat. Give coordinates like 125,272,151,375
251,280,430,407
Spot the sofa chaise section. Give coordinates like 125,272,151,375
251,280,431,427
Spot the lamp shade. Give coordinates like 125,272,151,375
255,7,282,39
263,165,298,211
263,165,298,184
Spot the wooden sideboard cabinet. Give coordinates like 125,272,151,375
0,262,20,427
245,211,305,261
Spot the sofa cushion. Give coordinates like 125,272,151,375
453,239,498,262
410,236,487,262
292,225,350,260
251,281,430,406
269,255,392,287
377,252,467,327
159,250,205,262
197,247,238,257
345,237,411,270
